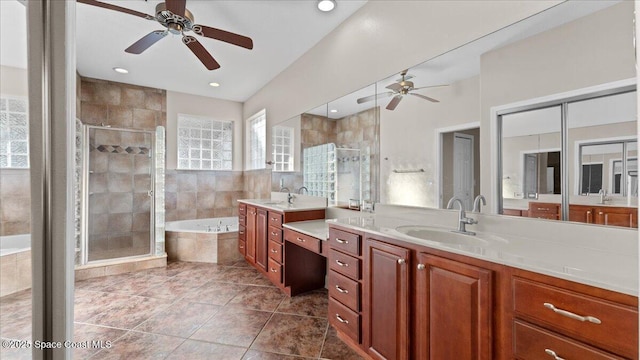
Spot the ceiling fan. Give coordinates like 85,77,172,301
357,70,448,110
77,0,254,70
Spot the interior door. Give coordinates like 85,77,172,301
453,133,474,210
523,153,538,199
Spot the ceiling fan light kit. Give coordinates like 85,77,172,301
318,0,336,12
356,69,448,111
77,0,254,71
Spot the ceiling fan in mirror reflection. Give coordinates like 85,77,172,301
356,70,449,110
76,0,254,70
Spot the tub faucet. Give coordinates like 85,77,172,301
472,195,486,213
298,186,309,194
598,189,610,204
446,197,477,235
216,220,222,232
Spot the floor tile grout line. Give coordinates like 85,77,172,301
317,321,331,359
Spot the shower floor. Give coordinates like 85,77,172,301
0,261,362,359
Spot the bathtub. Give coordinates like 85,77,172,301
0,234,32,297
165,217,242,264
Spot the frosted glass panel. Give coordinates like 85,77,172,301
177,114,233,170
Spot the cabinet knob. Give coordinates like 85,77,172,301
544,349,566,360
397,258,406,265
417,263,425,270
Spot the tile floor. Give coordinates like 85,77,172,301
0,260,363,359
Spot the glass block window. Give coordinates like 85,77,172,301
0,96,29,168
246,110,266,170
177,114,233,170
272,125,294,172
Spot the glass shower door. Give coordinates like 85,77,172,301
86,126,154,262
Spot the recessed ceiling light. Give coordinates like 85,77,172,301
209,82,220,87
112,67,128,74
318,0,336,12
330,109,338,113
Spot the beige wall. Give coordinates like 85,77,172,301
481,1,635,208
243,1,560,128
166,91,244,171
1,65,28,96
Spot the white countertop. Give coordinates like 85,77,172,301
283,220,330,240
238,198,327,213
324,209,638,297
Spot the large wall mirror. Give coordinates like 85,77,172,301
268,0,636,229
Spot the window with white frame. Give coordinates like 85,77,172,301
246,110,266,170
177,114,233,170
272,125,294,171
0,96,29,168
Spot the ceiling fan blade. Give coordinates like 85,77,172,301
166,0,187,18
183,36,221,70
413,84,449,90
192,24,254,49
356,92,393,104
125,31,168,54
386,95,403,110
410,93,440,103
386,83,403,92
76,0,155,20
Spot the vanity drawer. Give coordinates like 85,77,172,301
284,228,321,254
267,257,282,285
238,225,246,241
268,226,283,243
513,277,638,358
238,240,246,256
328,270,360,311
329,297,360,343
514,321,622,360
328,228,361,256
329,249,361,280
268,212,283,228
238,203,246,215
268,240,282,263
239,215,246,227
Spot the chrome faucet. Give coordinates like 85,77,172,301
472,195,486,213
446,197,477,235
280,187,290,193
297,186,309,194
287,193,295,205
598,189,610,204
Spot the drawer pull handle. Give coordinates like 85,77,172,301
239,231,244,235
336,314,349,324
270,249,278,253
271,232,278,236
297,237,305,242
239,245,244,249
271,268,278,273
335,285,349,294
335,260,349,267
335,238,349,244
271,217,279,221
544,349,565,360
537,207,551,211
543,303,601,324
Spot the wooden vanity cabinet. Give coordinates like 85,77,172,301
255,208,268,271
415,253,493,360
568,205,594,224
238,204,246,256
363,238,411,360
528,202,560,220
594,206,638,228
245,205,257,263
510,268,638,359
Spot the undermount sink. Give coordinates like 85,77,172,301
395,225,488,246
260,200,284,205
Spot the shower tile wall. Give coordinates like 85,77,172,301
79,77,166,131
0,169,30,236
88,129,152,261
165,170,245,222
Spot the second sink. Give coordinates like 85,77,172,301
395,225,489,246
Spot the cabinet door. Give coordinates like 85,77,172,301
569,205,594,223
245,206,256,263
255,209,268,271
415,253,492,360
363,239,410,360
595,207,638,228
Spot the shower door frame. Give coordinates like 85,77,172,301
81,125,156,265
